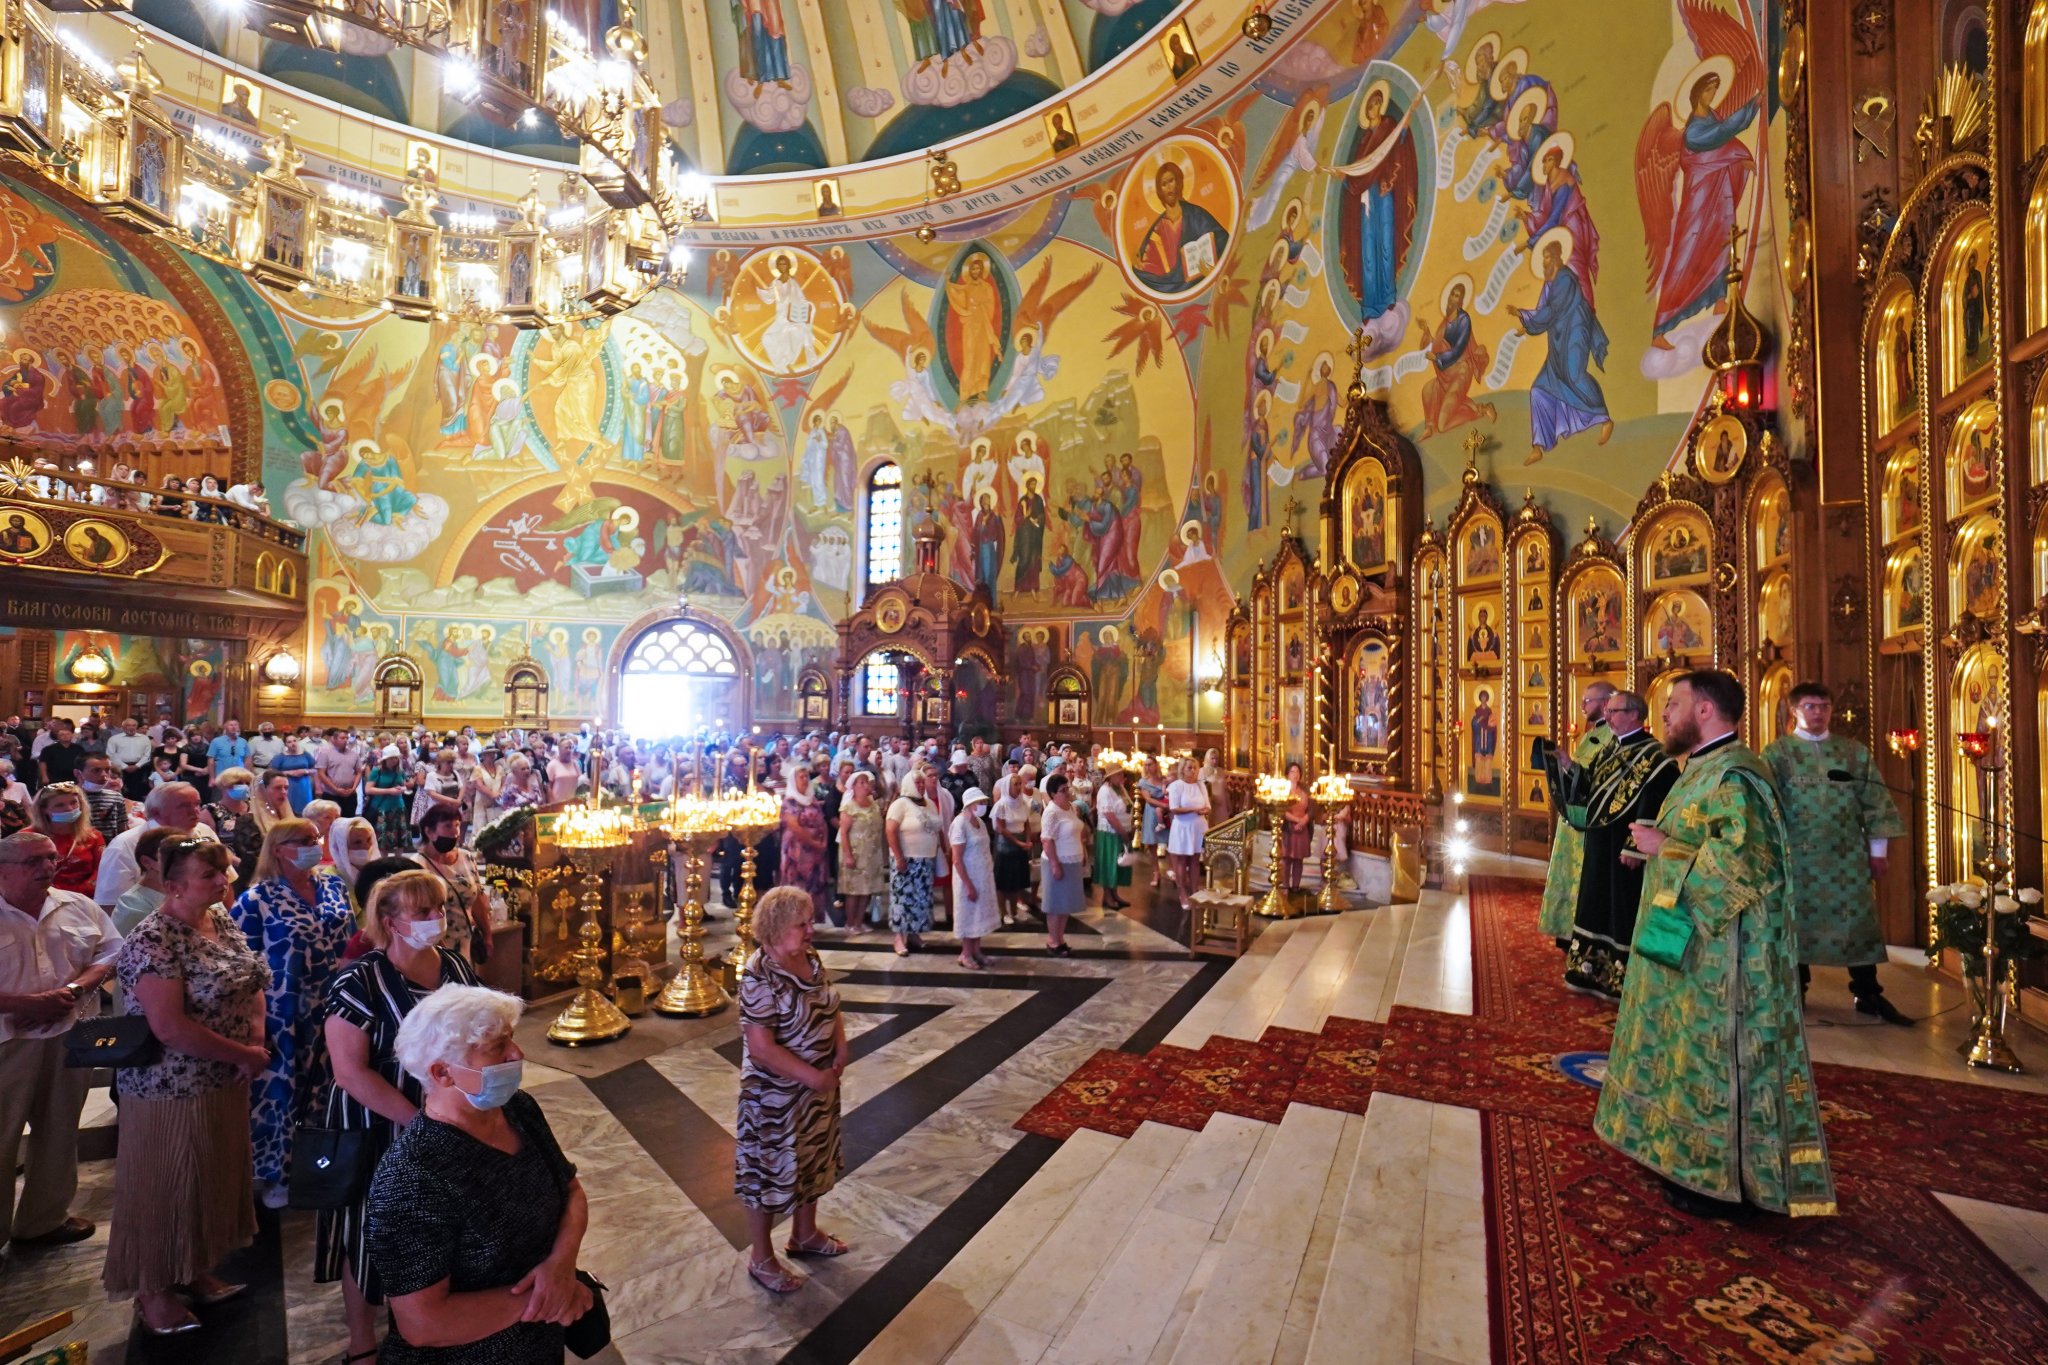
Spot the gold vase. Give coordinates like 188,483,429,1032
546,848,633,1046
655,831,729,1017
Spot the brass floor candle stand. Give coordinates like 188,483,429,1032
1961,728,2023,1074
655,801,731,1017
547,802,636,1047
1311,773,1353,915
723,790,783,989
1253,774,1298,920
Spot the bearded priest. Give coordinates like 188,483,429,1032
1592,669,1835,1220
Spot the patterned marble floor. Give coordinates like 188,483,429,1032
0,894,1212,1365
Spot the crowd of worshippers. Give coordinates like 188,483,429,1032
1539,668,1903,1225
0,718,1262,1358
16,457,273,523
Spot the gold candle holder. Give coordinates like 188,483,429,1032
722,789,783,990
546,800,637,1047
1253,773,1297,920
654,793,732,1018
1311,774,1353,916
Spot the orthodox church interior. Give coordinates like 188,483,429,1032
4,0,2048,1362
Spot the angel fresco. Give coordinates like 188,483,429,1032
1635,0,1761,353
1332,80,1419,321
1422,0,1531,57
1247,96,1324,231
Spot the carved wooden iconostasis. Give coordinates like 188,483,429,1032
1224,397,1422,795
835,560,1004,740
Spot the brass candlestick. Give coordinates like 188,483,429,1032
1311,773,1353,915
655,828,729,1016
546,802,636,1047
1253,773,1297,920
722,788,783,989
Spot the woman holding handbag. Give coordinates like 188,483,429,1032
316,870,479,1365
367,985,592,1364
1091,766,1133,911
104,839,270,1337
231,819,353,1210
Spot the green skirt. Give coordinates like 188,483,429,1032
1094,829,1131,888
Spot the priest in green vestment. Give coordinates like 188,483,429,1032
1761,681,1911,1024
1594,670,1835,1219
1537,681,1614,943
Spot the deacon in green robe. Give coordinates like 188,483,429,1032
1594,670,1835,1219
1761,682,1910,1023
1536,681,1615,942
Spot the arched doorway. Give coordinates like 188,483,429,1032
613,617,747,736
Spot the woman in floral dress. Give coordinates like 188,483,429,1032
779,766,833,919
230,818,354,1207
835,771,888,928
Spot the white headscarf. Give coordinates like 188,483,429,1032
328,815,380,879
899,770,924,800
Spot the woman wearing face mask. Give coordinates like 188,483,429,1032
29,781,105,894
317,871,481,1365
105,839,270,1336
544,742,581,805
231,819,354,1208
407,804,491,965
0,758,29,829
201,766,265,893
367,985,590,1363
269,732,317,814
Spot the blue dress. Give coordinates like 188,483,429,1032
270,750,316,813
233,874,355,1185
1139,778,1167,848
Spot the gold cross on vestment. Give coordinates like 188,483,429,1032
1784,1071,1809,1105
1680,805,1708,831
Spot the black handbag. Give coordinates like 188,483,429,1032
286,1126,374,1210
61,1014,160,1069
563,1270,609,1359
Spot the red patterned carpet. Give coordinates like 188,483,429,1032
1013,874,2048,1359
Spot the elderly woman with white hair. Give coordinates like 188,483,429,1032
884,770,944,956
735,886,847,1294
366,985,591,1363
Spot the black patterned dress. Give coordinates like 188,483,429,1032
735,949,844,1214
312,947,479,1300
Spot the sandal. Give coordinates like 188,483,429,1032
785,1232,850,1257
748,1256,804,1293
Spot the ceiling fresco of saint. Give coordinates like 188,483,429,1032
31,0,1775,728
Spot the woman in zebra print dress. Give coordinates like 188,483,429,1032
314,869,478,1364
735,886,849,1294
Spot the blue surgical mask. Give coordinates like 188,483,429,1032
225,784,251,801
48,808,80,823
454,1058,523,1110
286,844,323,871
79,780,103,794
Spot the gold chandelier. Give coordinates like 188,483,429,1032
0,0,705,328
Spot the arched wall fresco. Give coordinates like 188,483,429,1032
219,0,1779,727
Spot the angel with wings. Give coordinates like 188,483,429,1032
1246,94,1325,231
1634,0,1761,350
990,258,1098,419
862,291,954,434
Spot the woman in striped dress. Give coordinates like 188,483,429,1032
735,886,848,1295
314,869,479,1364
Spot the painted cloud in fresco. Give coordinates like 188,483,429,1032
283,481,450,563
903,36,1017,109
1024,27,1051,59
725,64,813,133
661,98,695,129
846,86,896,118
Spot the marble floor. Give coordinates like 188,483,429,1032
6,862,2048,1365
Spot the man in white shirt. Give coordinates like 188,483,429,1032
0,832,122,1247
105,718,154,801
246,721,284,776
95,782,215,911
